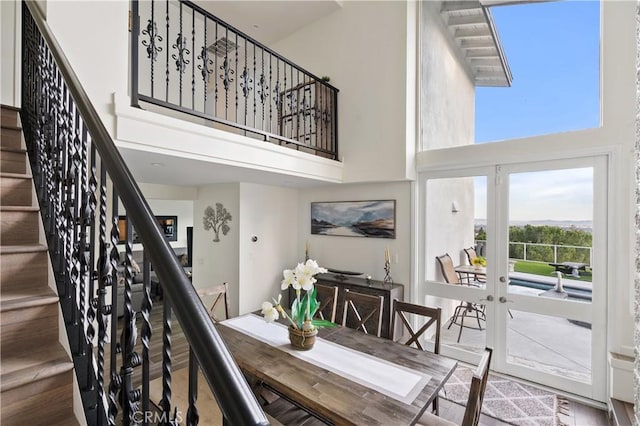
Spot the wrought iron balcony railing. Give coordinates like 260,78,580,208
131,0,339,160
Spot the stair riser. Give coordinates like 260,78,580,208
1,251,48,291
1,108,20,129
1,150,26,174
1,371,74,425
1,303,58,349
1,177,31,206
0,128,22,151
0,211,39,245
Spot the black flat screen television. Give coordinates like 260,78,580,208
118,215,178,243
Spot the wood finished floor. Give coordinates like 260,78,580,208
98,303,609,425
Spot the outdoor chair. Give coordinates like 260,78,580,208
462,248,513,319
392,299,442,414
197,282,229,322
342,289,384,337
463,246,486,283
314,283,339,323
436,254,485,343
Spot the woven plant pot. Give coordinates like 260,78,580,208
288,325,317,350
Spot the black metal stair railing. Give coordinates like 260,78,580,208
131,0,339,160
20,2,269,425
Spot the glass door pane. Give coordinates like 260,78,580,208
498,163,604,399
421,174,492,362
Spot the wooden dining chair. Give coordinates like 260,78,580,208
314,283,339,323
436,254,485,343
197,282,229,322
341,289,384,337
416,347,493,426
391,299,441,353
392,299,442,414
461,347,493,426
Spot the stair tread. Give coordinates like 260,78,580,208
0,244,47,254
0,147,26,154
0,344,73,393
0,205,39,212
0,105,20,112
0,124,21,131
0,171,31,179
0,287,58,310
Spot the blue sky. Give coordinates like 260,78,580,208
475,0,600,143
473,1,599,223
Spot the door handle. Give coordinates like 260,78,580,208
498,296,513,303
480,295,494,302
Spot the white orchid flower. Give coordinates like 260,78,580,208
297,273,316,291
281,269,295,290
261,301,279,323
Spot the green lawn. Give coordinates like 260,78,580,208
513,260,592,282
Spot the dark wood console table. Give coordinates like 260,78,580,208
314,273,404,340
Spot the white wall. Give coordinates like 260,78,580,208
192,183,240,316
1,0,19,107
238,183,298,315
298,182,413,298
424,177,475,281
420,1,475,150
45,1,129,136
271,1,416,183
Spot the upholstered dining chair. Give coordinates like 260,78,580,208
314,283,339,323
196,282,229,322
436,254,485,343
391,299,442,414
417,347,493,426
342,289,384,337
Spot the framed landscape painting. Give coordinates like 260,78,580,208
311,200,396,239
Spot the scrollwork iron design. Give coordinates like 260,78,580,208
239,66,253,99
197,46,213,83
141,19,163,61
171,33,191,73
257,73,269,105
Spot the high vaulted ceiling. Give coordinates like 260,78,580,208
194,0,343,45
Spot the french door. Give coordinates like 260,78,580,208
418,156,607,401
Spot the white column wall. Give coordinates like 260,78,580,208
1,0,20,107
193,183,240,316
45,1,129,136
271,1,415,183
238,183,298,315
420,1,475,150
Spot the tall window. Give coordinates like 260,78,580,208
475,1,600,143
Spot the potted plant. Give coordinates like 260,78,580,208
471,256,487,271
261,259,335,350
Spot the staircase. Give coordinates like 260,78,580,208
0,105,78,425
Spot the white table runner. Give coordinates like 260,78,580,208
223,314,431,404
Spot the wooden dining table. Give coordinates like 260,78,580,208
216,314,457,425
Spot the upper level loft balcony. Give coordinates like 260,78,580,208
131,0,339,161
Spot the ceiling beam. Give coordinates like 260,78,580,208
444,14,487,27
460,38,495,49
440,1,483,13
454,27,491,39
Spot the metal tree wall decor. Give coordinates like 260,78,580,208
203,203,232,242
